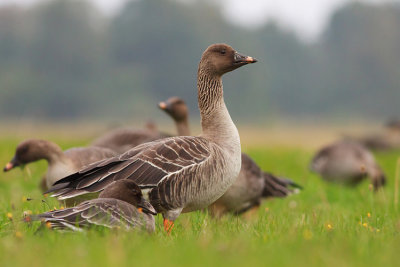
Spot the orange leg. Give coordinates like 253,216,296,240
163,218,174,234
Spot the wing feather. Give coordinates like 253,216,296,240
47,137,211,200
33,199,154,231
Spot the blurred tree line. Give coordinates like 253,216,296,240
0,0,399,122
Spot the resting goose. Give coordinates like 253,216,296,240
310,140,386,190
91,127,169,154
209,154,301,216
344,119,400,151
46,43,257,232
91,104,191,154
3,139,116,190
29,180,156,232
386,119,400,131
159,96,302,216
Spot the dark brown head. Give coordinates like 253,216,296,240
158,97,188,122
199,43,257,76
99,180,157,215
3,139,61,172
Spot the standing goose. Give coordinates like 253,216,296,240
29,180,156,232
159,96,302,216
310,140,386,190
3,139,116,190
158,97,190,136
46,44,257,232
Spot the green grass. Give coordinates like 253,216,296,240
0,137,400,267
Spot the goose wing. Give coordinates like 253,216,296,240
47,136,211,200
33,198,154,231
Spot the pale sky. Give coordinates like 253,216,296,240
0,0,398,40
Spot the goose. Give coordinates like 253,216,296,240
159,96,302,216
344,119,400,151
91,127,169,155
3,139,116,190
92,101,187,155
28,180,156,232
310,140,386,190
46,43,257,232
209,154,301,216
158,97,190,136
386,119,400,131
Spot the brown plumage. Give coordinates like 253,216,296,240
209,154,301,217
92,99,191,154
310,140,386,190
30,180,156,232
344,119,400,151
46,44,257,232
91,128,170,154
159,97,190,136
159,96,302,216
3,139,116,190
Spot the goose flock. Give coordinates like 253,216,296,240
3,43,396,233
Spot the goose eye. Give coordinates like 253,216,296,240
220,49,226,55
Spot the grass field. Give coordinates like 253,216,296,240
0,134,399,267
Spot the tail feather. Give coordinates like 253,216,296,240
262,172,302,198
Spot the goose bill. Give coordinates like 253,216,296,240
138,199,157,215
158,102,167,110
3,156,19,172
234,52,257,64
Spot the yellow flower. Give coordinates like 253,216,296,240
326,223,333,230
265,207,269,212
45,222,52,229
60,206,65,210
362,223,368,228
21,196,28,202
376,229,381,232
367,213,371,218
6,212,13,220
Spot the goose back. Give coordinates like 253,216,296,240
91,127,170,154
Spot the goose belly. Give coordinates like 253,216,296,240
182,152,241,213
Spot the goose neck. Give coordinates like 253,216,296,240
175,119,190,136
197,69,240,148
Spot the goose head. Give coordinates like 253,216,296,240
3,139,60,172
158,97,188,122
99,180,157,215
199,43,257,76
